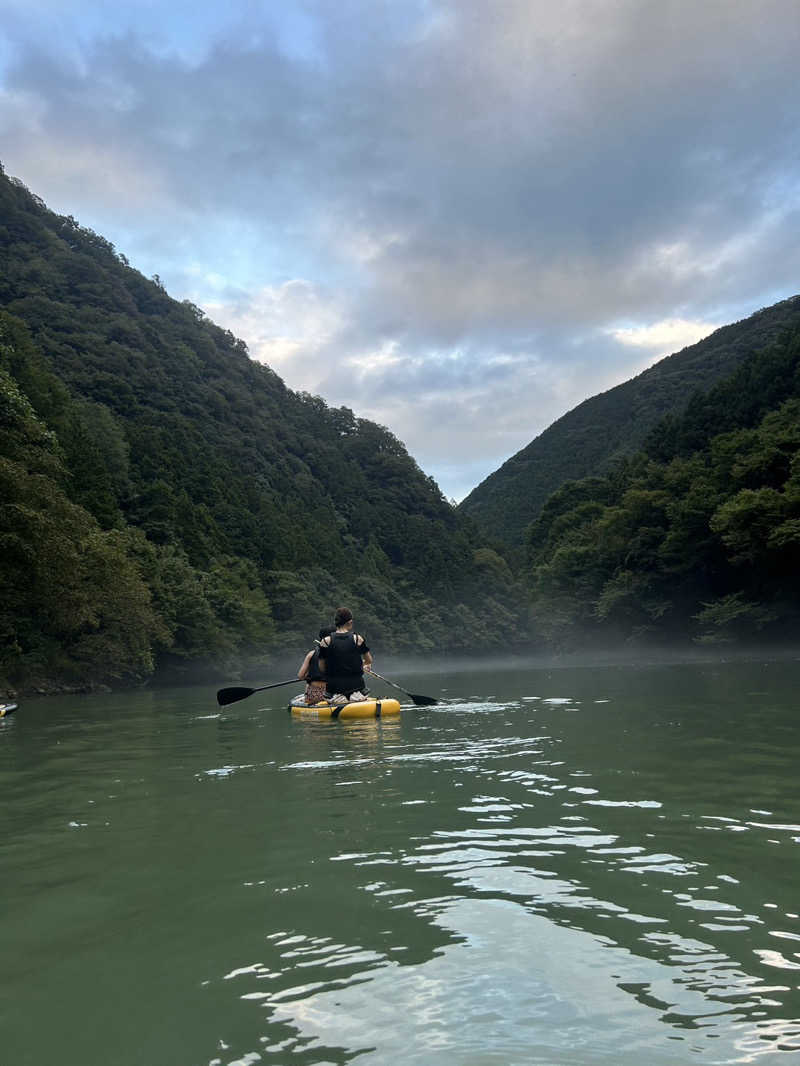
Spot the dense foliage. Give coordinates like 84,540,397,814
0,165,526,692
5,158,798,687
526,325,800,647
460,297,800,545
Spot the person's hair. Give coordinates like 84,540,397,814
334,606,353,627
318,624,335,641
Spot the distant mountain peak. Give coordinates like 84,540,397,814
459,296,800,545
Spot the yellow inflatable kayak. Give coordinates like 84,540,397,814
289,697,401,719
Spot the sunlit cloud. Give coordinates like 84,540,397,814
202,280,348,390
609,318,721,357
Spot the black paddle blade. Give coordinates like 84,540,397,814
367,669,437,706
216,686,254,707
409,692,437,706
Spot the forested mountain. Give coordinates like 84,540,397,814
460,296,800,546
526,322,800,647
0,164,524,693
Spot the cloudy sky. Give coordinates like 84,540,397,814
1,1,799,500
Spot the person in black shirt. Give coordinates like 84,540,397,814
297,624,335,705
317,607,372,702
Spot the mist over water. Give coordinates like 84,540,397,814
381,644,800,678
2,657,800,1064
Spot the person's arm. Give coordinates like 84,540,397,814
357,636,373,671
317,636,330,675
298,650,314,680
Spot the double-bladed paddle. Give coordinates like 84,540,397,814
216,679,298,707
368,670,437,706
218,673,438,709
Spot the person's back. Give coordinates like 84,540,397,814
318,607,372,700
298,624,335,705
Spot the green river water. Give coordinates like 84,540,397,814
2,657,800,1065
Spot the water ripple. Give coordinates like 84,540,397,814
8,666,800,1065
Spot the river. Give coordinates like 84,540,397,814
2,657,800,1064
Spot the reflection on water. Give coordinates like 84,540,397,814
3,661,800,1064
220,697,800,1063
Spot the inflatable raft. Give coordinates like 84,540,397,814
288,697,402,719
0,703,18,718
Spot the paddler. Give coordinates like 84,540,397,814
297,625,335,705
317,607,372,703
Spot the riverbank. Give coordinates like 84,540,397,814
6,637,800,703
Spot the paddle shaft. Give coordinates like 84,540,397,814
216,678,298,706
368,670,437,706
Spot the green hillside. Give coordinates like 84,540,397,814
526,322,800,647
460,296,800,546
0,164,524,693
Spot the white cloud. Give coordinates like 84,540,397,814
201,280,348,391
609,318,720,356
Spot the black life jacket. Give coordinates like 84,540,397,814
323,632,365,680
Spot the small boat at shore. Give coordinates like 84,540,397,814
0,703,18,718
288,697,401,719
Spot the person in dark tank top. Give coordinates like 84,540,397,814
297,624,335,705
317,607,373,702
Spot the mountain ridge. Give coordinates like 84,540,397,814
0,163,525,692
525,318,800,646
459,295,800,545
